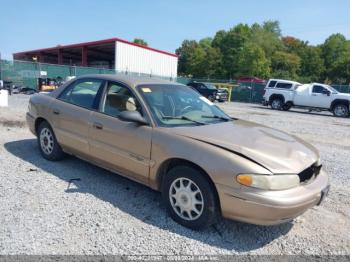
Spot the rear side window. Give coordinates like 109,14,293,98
59,79,104,109
268,80,277,87
276,83,293,89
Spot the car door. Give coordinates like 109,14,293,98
88,81,152,184
50,78,105,157
310,85,332,108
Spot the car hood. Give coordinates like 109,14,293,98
169,120,319,174
336,93,350,99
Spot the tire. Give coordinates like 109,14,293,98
270,98,283,110
282,103,292,111
162,165,219,230
332,104,349,118
208,95,215,102
37,121,65,161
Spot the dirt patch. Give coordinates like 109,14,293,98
0,118,26,128
247,111,270,116
332,122,350,127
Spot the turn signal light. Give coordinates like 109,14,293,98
236,175,253,186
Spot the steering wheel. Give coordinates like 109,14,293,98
180,105,194,115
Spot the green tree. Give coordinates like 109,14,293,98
321,34,350,83
176,40,199,76
212,24,252,78
328,45,350,84
236,42,270,78
271,51,301,79
133,38,148,46
321,34,347,68
299,46,324,82
251,21,283,57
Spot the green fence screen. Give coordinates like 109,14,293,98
0,59,174,90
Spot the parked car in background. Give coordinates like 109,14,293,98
27,74,329,229
263,79,350,117
13,86,37,95
238,76,266,84
187,81,228,102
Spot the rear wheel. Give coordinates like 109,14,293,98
332,104,349,117
271,98,283,110
162,165,219,230
37,121,65,161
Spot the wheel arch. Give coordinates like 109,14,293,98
34,117,49,136
330,99,350,111
269,94,285,104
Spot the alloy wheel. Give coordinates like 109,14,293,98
334,105,348,117
40,127,54,155
169,177,204,221
271,99,282,110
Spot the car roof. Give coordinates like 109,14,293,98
268,79,301,85
73,74,182,89
49,74,183,98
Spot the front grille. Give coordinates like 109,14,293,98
298,163,321,183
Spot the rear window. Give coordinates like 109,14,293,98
268,80,277,87
276,83,293,89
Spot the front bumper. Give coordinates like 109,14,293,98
216,93,228,101
26,112,36,136
216,170,329,225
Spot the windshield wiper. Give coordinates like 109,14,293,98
162,116,206,125
201,115,231,121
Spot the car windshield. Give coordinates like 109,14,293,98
204,83,217,90
137,84,231,127
325,85,339,94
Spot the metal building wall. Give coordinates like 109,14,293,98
115,41,178,79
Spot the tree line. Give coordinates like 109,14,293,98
175,21,350,84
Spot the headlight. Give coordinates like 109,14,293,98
236,174,300,190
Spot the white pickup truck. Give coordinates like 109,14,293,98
262,79,350,117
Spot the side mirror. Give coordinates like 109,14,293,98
118,111,148,125
322,90,330,96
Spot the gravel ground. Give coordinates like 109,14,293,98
0,94,349,255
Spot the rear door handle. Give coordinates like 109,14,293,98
93,122,103,130
53,109,60,115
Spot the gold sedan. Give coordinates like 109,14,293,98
26,75,330,230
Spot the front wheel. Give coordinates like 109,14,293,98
37,121,65,161
162,166,219,230
282,103,292,111
333,104,349,117
207,95,215,102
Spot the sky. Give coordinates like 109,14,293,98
1,0,350,60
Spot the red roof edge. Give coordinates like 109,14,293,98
13,37,178,58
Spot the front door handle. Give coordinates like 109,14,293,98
93,122,103,130
53,109,60,115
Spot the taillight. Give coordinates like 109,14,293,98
262,89,266,96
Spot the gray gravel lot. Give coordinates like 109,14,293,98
0,94,349,255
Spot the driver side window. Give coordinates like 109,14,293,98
101,82,141,117
312,85,326,94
